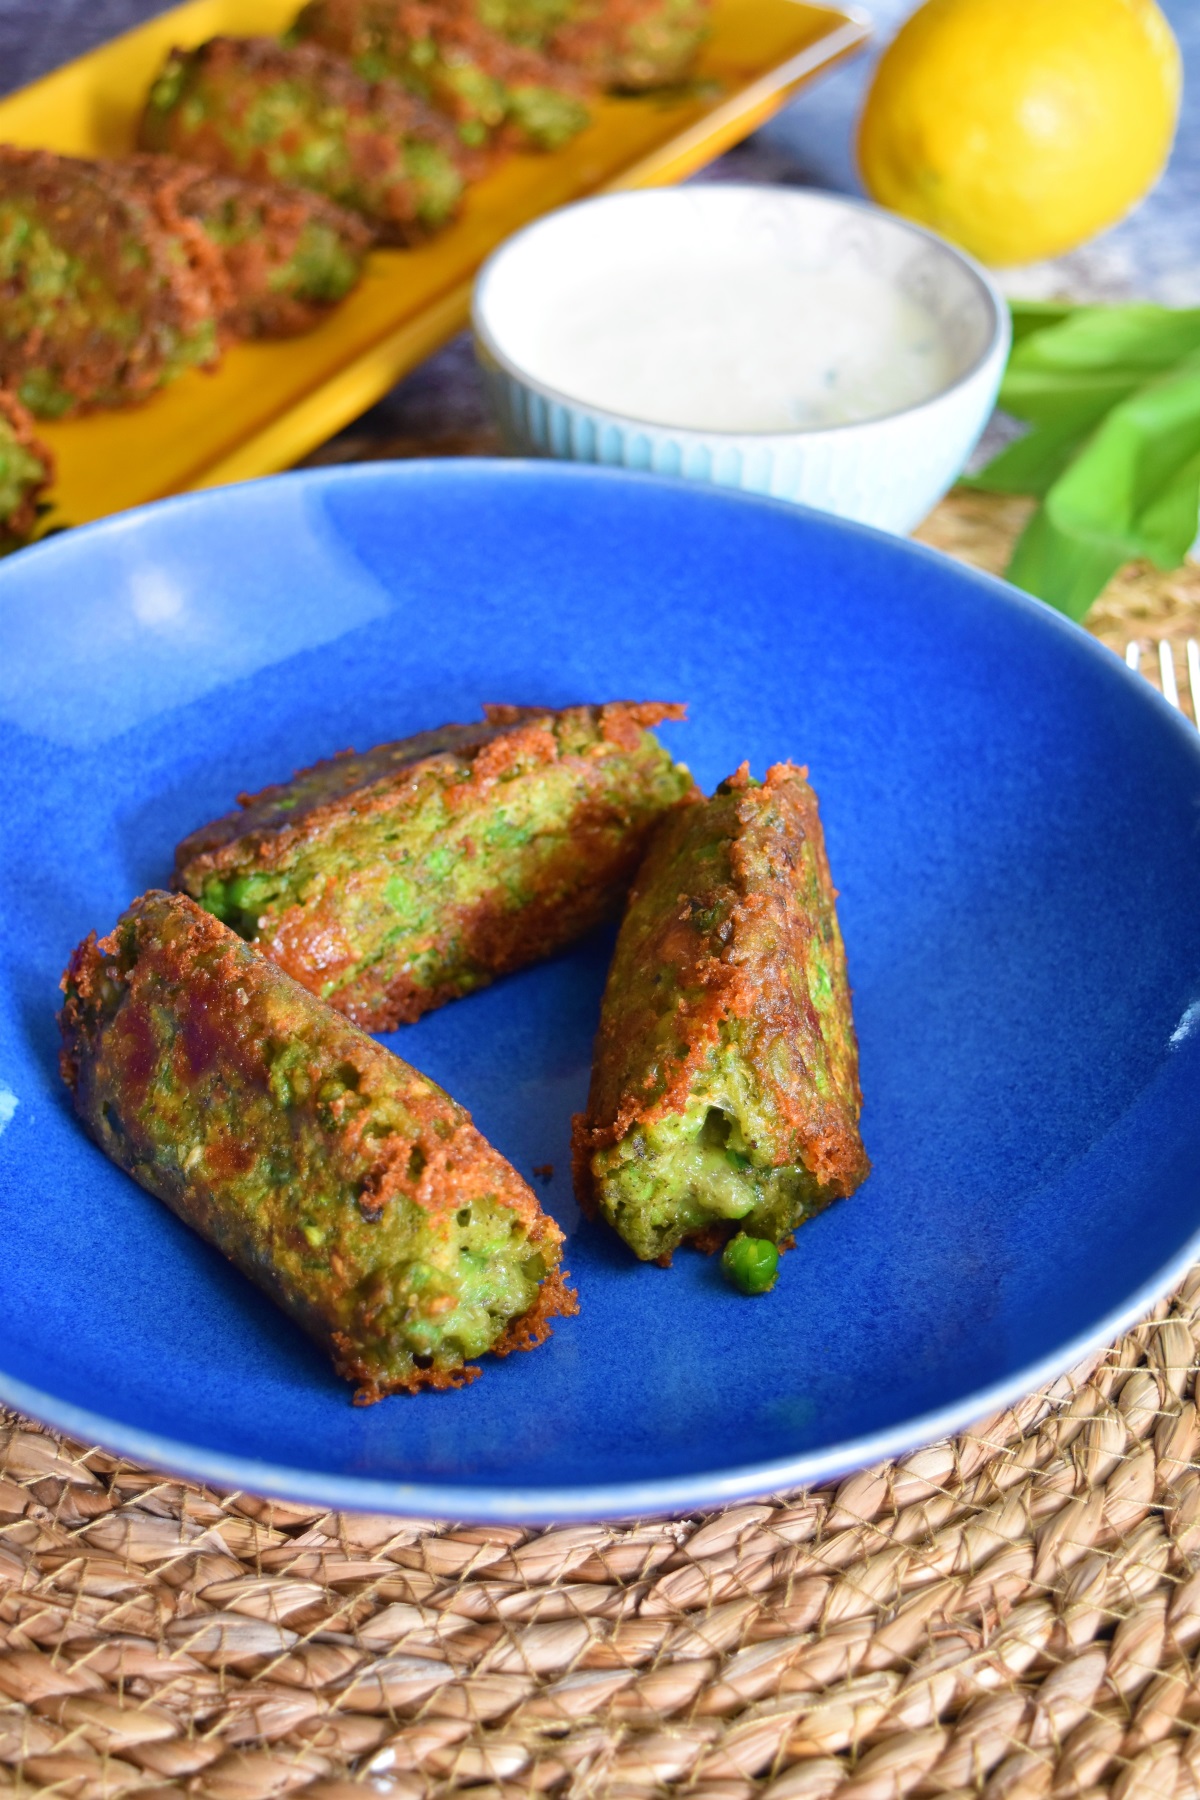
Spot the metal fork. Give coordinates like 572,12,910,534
1124,639,1200,723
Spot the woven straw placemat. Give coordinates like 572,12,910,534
5,487,1197,1800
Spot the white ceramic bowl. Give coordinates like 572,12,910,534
472,186,1010,535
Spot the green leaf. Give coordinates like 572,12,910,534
1135,447,1200,568
970,372,1144,500
965,414,1094,498
1008,299,1076,349
1002,353,1200,617
1005,503,1126,623
967,303,1200,621
998,367,1146,426
1008,304,1200,379
1047,354,1200,560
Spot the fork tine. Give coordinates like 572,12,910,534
1188,639,1200,725
1159,641,1181,709
1125,640,1142,672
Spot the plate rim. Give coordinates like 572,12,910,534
4,456,1200,1522
1,1242,1196,1522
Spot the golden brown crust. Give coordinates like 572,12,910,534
550,0,708,89
143,36,470,245
174,702,694,1031
302,0,586,125
492,1264,579,1355
124,154,373,338
575,762,870,1207
176,704,686,881
120,155,236,332
334,808,673,1030
570,1108,600,1221
0,145,219,414
0,389,54,543
61,892,569,1401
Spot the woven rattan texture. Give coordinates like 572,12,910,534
6,485,1198,1800
2,1279,1199,1800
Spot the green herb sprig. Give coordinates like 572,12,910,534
965,300,1200,621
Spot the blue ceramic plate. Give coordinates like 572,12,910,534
2,462,1200,1523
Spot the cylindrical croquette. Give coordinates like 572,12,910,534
0,146,220,417
476,0,709,89
173,703,697,1031
291,0,590,150
552,0,710,89
0,390,54,553
60,891,575,1401
127,156,374,338
138,36,466,244
572,763,870,1264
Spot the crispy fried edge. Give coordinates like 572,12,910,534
175,702,687,880
126,154,373,337
175,701,691,1030
0,387,54,543
296,0,589,137
139,36,468,245
0,145,220,413
344,1266,578,1402
572,762,870,1257
550,0,710,90
61,891,574,1401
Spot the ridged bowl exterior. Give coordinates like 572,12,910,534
473,189,1010,535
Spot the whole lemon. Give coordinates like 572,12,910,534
857,0,1181,266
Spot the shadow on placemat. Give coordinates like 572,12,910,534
0,1267,1198,1797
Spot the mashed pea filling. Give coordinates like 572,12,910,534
199,773,583,963
356,1197,549,1375
198,200,362,307
282,221,362,301
576,762,869,1266
507,85,590,148
247,1049,550,1379
593,1086,825,1264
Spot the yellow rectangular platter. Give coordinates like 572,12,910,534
0,0,869,526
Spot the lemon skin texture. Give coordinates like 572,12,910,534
857,0,1182,267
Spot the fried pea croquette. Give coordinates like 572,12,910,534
60,892,575,1401
549,0,710,90
292,0,590,150
128,157,373,338
476,0,709,90
174,703,695,1031
138,37,465,244
0,146,219,417
0,390,53,553
573,763,870,1265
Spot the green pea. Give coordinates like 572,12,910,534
722,1232,779,1296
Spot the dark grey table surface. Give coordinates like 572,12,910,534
2,0,1197,451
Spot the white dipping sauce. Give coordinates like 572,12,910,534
517,261,960,433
